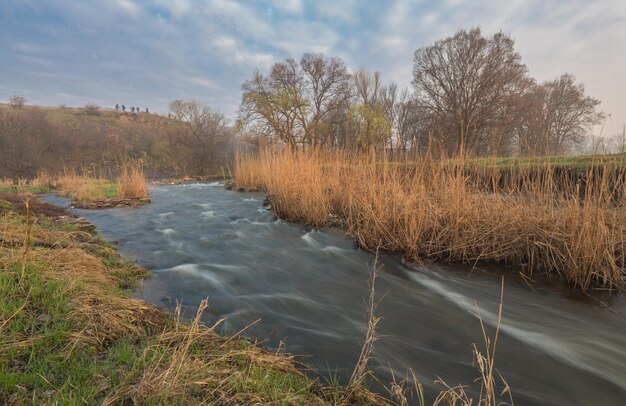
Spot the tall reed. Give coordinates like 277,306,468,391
234,148,626,290
117,162,149,199
43,162,148,202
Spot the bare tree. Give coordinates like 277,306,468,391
9,95,27,109
542,74,604,155
346,68,395,150
84,102,101,116
239,60,304,148
412,28,530,156
168,100,233,175
239,54,351,149
352,68,382,106
515,74,604,155
300,53,351,146
395,89,426,154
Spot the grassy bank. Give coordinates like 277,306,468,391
463,152,626,169
1,163,150,207
233,148,626,291
0,195,384,405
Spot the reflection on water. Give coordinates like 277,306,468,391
44,183,626,405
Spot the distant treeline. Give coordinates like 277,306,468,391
0,101,236,180
237,27,605,156
1,26,611,180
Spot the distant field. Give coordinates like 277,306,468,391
463,153,626,169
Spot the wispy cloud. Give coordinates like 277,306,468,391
0,0,624,135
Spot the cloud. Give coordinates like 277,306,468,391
312,0,357,23
0,0,624,136
154,0,192,19
268,0,303,16
115,0,141,17
209,35,275,68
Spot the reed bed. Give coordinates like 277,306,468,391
117,162,149,199
234,148,626,290
35,161,149,203
54,172,117,202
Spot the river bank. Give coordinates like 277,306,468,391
0,193,384,405
233,148,626,291
39,182,626,406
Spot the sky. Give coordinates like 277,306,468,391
1,0,625,137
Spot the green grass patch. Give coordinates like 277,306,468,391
0,184,52,194
462,152,626,169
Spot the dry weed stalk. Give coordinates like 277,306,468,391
433,279,512,406
345,248,382,402
19,198,32,281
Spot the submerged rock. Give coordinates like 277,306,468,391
72,197,150,209
262,195,273,208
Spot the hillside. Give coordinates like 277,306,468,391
0,103,233,179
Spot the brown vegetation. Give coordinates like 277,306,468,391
234,148,626,291
0,103,235,180
117,162,149,199
14,162,150,207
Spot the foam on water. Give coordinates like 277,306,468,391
158,228,177,236
158,263,231,291
301,231,322,248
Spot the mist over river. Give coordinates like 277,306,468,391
44,183,626,405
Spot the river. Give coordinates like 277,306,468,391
43,183,626,405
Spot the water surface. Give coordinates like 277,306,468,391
44,183,626,405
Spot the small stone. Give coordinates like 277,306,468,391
36,313,52,324
161,296,172,303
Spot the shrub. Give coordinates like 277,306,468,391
9,95,26,108
84,102,101,116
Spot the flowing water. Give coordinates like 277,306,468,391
43,183,626,405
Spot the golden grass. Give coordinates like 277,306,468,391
35,162,149,203
54,172,118,202
117,162,149,199
234,148,626,291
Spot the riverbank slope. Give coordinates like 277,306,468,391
0,194,382,405
233,148,626,291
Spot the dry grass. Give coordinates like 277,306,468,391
117,162,149,199
0,176,53,194
234,148,626,291
33,162,148,203
54,172,118,202
431,281,512,406
346,249,381,401
0,200,383,405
